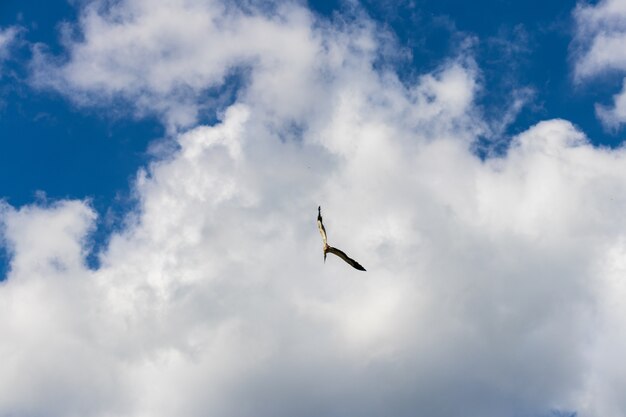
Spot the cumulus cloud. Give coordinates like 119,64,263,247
573,0,626,129
30,0,382,131
3,0,626,416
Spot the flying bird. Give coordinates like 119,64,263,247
317,206,366,271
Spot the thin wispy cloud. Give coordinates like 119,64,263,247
0,26,20,76
1,1,626,416
0,26,18,54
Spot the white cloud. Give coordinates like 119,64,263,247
573,0,626,129
596,79,626,130
3,0,626,416
573,0,626,79
30,0,381,132
0,26,18,56
0,26,19,75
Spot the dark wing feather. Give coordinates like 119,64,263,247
317,206,327,246
326,246,366,271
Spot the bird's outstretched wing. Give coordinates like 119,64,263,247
317,206,327,246
326,246,366,271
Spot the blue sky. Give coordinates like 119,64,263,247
0,0,621,249
0,0,164,273
0,0,618,275
2,0,626,416
0,0,620,206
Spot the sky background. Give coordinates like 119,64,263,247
2,0,626,416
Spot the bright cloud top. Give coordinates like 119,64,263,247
3,1,626,416
574,0,626,129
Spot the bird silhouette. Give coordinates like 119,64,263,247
317,206,366,271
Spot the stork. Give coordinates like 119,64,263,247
317,206,366,271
